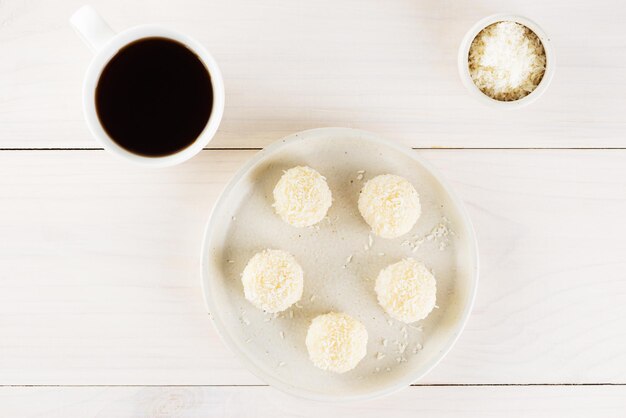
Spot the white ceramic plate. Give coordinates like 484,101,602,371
201,128,479,401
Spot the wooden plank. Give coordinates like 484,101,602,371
1,149,625,385
1,0,626,149
1,385,625,417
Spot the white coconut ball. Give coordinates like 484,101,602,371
375,258,437,323
273,166,332,228
241,249,304,313
305,312,368,373
358,174,421,239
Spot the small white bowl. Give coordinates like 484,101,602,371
458,14,555,109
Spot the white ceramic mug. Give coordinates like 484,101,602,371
70,5,225,167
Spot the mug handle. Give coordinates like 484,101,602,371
70,5,116,53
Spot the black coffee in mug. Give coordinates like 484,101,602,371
95,37,213,157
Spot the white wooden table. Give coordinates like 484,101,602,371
2,0,626,416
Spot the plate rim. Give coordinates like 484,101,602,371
200,127,480,402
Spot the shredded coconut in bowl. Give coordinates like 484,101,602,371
468,21,546,101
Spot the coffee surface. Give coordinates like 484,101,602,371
96,37,213,157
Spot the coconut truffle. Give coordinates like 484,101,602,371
273,166,332,228
358,174,421,239
241,249,303,313
305,312,368,373
375,258,436,323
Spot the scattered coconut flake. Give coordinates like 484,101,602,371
280,331,285,339
309,294,316,302
227,259,235,264
278,362,286,367
382,338,388,347
376,352,386,360
405,218,453,252
411,239,424,252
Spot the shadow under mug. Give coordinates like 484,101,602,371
70,5,225,167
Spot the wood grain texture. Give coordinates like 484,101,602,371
1,149,625,385
1,0,626,149
1,386,625,418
